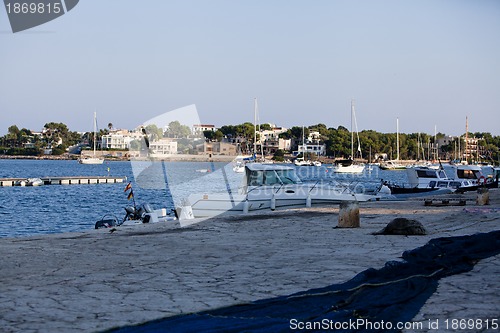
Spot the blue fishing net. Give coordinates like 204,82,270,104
105,230,500,333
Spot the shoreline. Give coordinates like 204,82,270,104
0,189,498,332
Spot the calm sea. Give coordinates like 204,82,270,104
0,159,406,238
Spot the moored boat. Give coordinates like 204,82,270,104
184,163,380,218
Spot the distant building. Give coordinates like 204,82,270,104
296,143,326,156
195,141,237,156
192,124,216,135
101,130,135,150
463,136,480,162
149,138,178,157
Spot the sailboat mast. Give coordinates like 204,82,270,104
465,116,469,163
351,100,354,159
396,118,400,161
253,98,257,155
93,111,97,157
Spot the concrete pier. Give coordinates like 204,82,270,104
0,190,498,332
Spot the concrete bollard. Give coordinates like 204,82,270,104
476,187,490,206
338,201,360,228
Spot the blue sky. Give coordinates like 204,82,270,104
1,1,499,136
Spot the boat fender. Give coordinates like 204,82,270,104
479,176,486,186
243,200,249,214
271,194,276,210
306,194,312,208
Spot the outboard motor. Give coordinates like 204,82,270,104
122,203,154,223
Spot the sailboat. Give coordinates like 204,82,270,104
332,100,365,173
380,118,406,170
78,112,104,165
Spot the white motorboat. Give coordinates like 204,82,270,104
332,159,365,173
379,160,406,170
294,157,311,166
448,164,498,189
398,166,475,192
184,163,378,218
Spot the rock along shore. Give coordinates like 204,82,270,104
0,189,499,333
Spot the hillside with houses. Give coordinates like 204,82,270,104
1,121,499,165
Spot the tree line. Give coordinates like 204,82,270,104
1,121,499,164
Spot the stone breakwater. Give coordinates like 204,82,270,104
0,189,498,333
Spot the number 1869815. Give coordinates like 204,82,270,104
5,2,62,14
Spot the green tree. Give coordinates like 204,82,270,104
165,121,191,138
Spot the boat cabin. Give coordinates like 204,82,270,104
243,164,301,188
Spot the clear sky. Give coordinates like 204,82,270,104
1,0,499,136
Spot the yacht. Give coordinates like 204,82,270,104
183,163,379,218
449,164,498,189
389,166,475,194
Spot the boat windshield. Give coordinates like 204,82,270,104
247,168,301,186
276,169,301,184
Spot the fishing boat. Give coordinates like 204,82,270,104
182,163,379,218
332,100,365,173
78,112,104,165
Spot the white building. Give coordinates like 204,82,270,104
149,138,178,156
297,143,326,156
192,124,216,135
101,130,136,150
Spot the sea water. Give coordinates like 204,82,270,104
0,159,406,238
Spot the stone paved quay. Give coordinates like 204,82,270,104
1,189,499,333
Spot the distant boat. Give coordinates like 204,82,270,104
79,112,104,165
380,118,405,170
332,100,365,173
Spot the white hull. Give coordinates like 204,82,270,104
187,184,373,218
78,157,104,165
332,164,365,173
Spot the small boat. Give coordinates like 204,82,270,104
79,112,104,165
333,100,365,174
312,161,322,167
380,118,406,170
183,163,380,218
27,178,43,186
294,157,311,166
331,159,365,173
13,178,43,186
379,160,406,170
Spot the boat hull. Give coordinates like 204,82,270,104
187,184,373,218
78,157,104,165
332,164,365,173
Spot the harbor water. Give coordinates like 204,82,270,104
0,159,407,238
